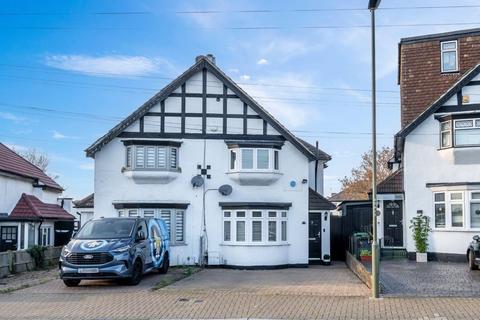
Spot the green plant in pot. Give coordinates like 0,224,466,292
409,211,431,262
359,249,372,262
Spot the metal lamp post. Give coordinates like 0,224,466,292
368,0,381,299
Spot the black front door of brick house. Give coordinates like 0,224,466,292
0,226,18,252
383,200,403,247
309,213,322,262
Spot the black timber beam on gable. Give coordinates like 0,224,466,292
435,104,480,115
181,83,186,134
396,64,480,139
118,131,285,141
223,84,227,134
202,68,207,134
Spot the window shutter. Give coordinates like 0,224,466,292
252,221,262,242
170,148,178,169
175,210,184,242
281,221,287,241
135,146,145,168
268,221,276,241
224,221,231,241
146,147,156,168
126,147,132,168
157,147,167,168
160,210,171,233
236,221,245,241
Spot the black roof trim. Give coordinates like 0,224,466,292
309,188,336,211
85,55,327,161
113,202,190,210
224,140,285,149
122,140,182,147
396,64,480,139
218,202,292,210
426,182,480,188
400,28,480,45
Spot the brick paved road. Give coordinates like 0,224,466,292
0,263,479,319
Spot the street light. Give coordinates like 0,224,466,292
368,0,381,299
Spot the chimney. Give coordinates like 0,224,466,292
57,197,73,213
195,54,216,65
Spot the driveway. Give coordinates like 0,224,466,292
380,259,480,297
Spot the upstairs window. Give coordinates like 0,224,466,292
454,119,480,146
229,148,279,171
440,121,452,148
441,40,458,73
125,145,179,171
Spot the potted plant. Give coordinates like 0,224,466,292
409,211,431,262
359,249,372,262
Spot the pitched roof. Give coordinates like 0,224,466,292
73,193,94,208
85,55,330,162
328,189,367,202
309,188,336,211
376,169,403,194
400,27,480,45
396,64,480,139
10,193,74,220
295,138,331,161
0,143,63,191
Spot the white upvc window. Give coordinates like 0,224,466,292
40,226,52,246
441,40,458,73
470,192,480,228
125,145,179,170
450,192,464,228
117,208,185,245
440,121,452,148
222,209,288,245
434,192,446,228
229,148,279,172
454,119,480,147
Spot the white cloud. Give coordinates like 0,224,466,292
0,112,26,123
257,58,269,65
44,54,169,77
228,68,239,74
240,74,251,81
79,163,94,171
52,130,78,140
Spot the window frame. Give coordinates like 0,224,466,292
222,209,288,245
440,40,458,73
470,191,480,229
440,120,452,149
126,145,179,171
433,192,446,229
450,192,464,228
229,148,280,172
453,118,480,147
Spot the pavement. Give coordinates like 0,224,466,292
0,262,479,319
380,259,480,297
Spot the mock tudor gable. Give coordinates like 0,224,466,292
86,55,328,162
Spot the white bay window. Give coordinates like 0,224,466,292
223,209,288,245
229,148,279,171
431,190,480,230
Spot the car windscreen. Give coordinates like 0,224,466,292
75,219,136,239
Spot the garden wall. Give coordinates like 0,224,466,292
0,247,62,278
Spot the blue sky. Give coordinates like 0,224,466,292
1,0,480,199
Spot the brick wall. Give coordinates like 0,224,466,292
400,35,480,128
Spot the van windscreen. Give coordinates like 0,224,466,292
76,219,136,239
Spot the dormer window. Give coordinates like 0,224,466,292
439,118,480,148
441,40,458,73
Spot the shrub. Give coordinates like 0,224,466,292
409,212,431,253
26,245,47,269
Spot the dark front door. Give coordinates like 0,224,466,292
383,200,403,247
0,226,18,252
309,213,322,262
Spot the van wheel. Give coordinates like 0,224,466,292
159,253,169,274
128,259,143,285
63,279,81,287
469,250,478,270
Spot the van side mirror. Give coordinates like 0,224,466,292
136,230,146,242
474,235,479,242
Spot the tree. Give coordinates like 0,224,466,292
338,146,394,200
13,148,59,180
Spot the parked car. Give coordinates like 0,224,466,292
467,235,480,270
59,217,170,286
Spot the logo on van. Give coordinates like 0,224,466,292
80,240,107,251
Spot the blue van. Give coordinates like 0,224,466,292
59,217,170,287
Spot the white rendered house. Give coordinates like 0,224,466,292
86,55,334,267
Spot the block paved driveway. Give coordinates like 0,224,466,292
381,259,480,297
1,262,480,319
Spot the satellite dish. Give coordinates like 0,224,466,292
218,184,233,196
191,175,204,188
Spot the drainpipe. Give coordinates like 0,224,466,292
37,219,43,246
314,141,319,192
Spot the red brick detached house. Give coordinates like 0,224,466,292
0,143,74,252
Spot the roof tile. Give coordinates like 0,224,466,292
10,193,74,220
